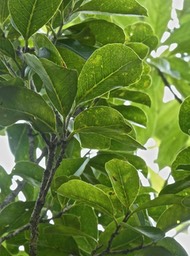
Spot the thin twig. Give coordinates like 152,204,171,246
157,68,183,104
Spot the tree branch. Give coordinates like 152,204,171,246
157,68,183,104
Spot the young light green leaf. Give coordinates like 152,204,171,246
9,0,62,40
57,180,114,216
76,44,142,104
24,54,77,116
33,33,65,66
0,86,56,132
179,96,190,135
77,0,147,16
105,159,139,208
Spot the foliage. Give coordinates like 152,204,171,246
0,0,190,255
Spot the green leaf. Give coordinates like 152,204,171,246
0,0,9,24
57,180,114,216
0,86,56,132
160,176,190,195
33,33,65,66
172,147,190,180
105,159,139,208
138,0,172,39
134,194,184,213
157,237,188,256
0,166,11,202
113,105,147,127
7,123,37,161
0,246,12,256
135,246,172,256
74,106,132,135
110,89,151,107
24,54,77,116
157,204,190,232
68,19,125,46
12,161,44,187
122,224,165,242
125,22,158,51
179,96,190,135
77,0,147,16
76,44,142,104
9,0,62,40
0,201,34,236
0,38,16,59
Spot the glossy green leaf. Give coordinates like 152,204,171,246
0,86,56,132
9,0,62,40
24,54,77,116
57,45,85,73
0,38,15,59
57,180,114,216
12,161,44,186
110,89,151,107
77,0,147,16
157,237,188,256
123,224,165,242
160,176,190,195
135,246,172,256
105,159,139,208
0,201,34,236
179,96,190,135
157,204,190,232
74,106,131,135
7,123,37,161
113,105,147,127
76,44,142,104
33,33,64,66
127,43,149,59
125,22,158,51
0,0,9,24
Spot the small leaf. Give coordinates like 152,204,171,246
77,0,147,16
57,180,114,216
105,159,139,208
33,33,64,66
179,96,190,135
0,86,56,132
25,54,77,116
9,0,62,40
76,44,142,104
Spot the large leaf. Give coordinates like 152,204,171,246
0,0,9,24
76,44,142,104
57,180,114,216
0,86,56,132
77,0,147,16
105,159,139,208
24,54,77,116
9,0,62,40
0,201,34,236
33,33,64,66
157,204,190,232
179,96,190,135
